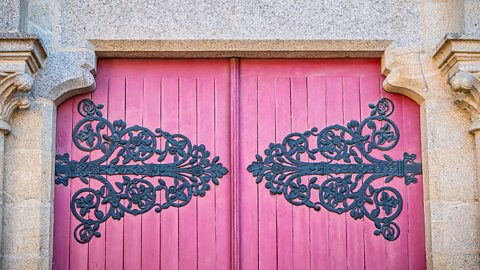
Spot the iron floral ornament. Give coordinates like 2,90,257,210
247,98,422,241
55,99,228,243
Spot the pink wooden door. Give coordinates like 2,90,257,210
54,59,425,270
238,59,425,270
54,59,232,270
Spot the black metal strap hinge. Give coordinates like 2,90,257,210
247,98,422,241
55,99,228,243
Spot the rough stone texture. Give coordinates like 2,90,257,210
0,35,47,269
91,39,392,58
424,0,450,49
464,0,480,35
0,0,479,269
382,34,480,267
433,33,480,77
26,0,53,48
0,0,26,33
54,0,422,48
1,98,55,270
33,49,96,104
0,34,47,75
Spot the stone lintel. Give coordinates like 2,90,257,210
90,39,392,58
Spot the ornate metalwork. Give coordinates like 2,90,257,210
247,98,421,241
55,99,228,243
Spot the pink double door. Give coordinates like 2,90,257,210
54,59,426,270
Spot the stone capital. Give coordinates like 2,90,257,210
0,34,47,133
434,33,480,133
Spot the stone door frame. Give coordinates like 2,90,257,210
1,38,479,269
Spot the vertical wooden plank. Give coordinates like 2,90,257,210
160,77,180,270
53,99,73,270
257,76,277,270
178,78,198,270
404,98,426,270
325,77,347,270
141,77,162,270
230,59,240,270
360,76,386,270
70,93,91,270
123,77,144,270
307,76,330,269
275,77,294,270
238,75,259,270
215,75,232,270
72,94,93,270
197,78,216,270
105,77,126,270
88,77,109,270
343,77,365,270
291,76,310,270
382,88,409,270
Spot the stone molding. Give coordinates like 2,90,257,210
90,39,392,58
433,33,480,77
433,33,480,132
0,72,33,133
0,34,46,133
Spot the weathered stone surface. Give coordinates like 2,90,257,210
0,0,477,269
0,98,55,268
0,0,26,33
426,149,477,201
27,0,53,48
1,255,50,270
33,50,96,104
433,33,480,77
55,0,422,48
424,0,450,49
442,202,480,253
4,100,56,204
91,39,392,58
423,97,473,150
383,40,480,268
464,0,480,35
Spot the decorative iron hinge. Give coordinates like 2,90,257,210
55,99,228,243
247,98,422,241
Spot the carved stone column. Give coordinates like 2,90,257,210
433,34,480,268
448,70,480,201
0,34,46,259
434,34,480,176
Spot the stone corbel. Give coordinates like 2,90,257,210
449,71,480,132
381,48,431,104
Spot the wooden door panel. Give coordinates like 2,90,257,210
238,59,426,270
54,59,425,270
53,59,232,270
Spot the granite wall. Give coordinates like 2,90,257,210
0,0,479,269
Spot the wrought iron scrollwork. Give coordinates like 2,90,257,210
247,98,422,241
55,99,228,243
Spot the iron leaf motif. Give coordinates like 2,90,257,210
55,99,228,243
247,98,422,241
